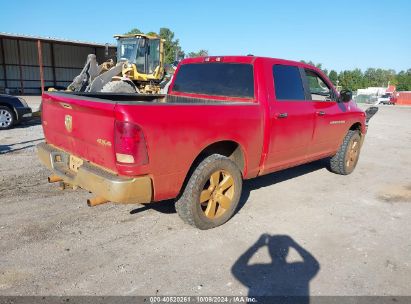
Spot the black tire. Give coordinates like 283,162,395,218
175,154,243,230
329,130,362,175
0,106,15,130
101,81,137,93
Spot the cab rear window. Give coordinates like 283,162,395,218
172,63,254,98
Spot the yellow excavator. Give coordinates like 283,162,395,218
67,34,170,94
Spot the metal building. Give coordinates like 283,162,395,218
0,33,116,95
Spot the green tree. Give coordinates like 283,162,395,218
177,50,185,61
396,69,411,91
159,27,181,64
338,69,364,91
125,28,142,35
388,69,399,86
328,70,338,85
300,60,328,75
363,68,391,87
187,50,209,58
146,31,158,37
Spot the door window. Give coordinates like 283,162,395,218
305,69,335,101
273,65,306,100
148,39,160,74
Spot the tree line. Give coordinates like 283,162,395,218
125,28,410,91
301,61,411,91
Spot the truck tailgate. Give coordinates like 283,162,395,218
41,92,118,173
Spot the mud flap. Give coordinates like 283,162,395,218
365,106,379,126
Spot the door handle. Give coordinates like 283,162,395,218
276,112,288,119
316,111,326,116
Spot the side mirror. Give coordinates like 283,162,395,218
340,89,352,103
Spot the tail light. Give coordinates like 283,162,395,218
114,121,148,165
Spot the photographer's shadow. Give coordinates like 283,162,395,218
232,234,320,302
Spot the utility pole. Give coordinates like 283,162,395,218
175,46,180,62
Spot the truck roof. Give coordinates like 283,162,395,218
180,56,324,73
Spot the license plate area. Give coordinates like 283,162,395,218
69,155,83,172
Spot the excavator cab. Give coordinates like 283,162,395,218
115,34,164,83
66,34,166,94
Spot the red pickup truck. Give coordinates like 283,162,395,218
38,56,367,229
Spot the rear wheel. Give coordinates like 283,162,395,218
101,81,137,93
329,130,362,175
175,154,242,230
0,106,15,129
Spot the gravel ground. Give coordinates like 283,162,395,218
0,98,410,297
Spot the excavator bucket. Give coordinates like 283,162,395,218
67,54,101,92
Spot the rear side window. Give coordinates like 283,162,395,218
273,65,305,100
172,63,254,98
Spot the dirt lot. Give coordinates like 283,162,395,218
0,98,410,297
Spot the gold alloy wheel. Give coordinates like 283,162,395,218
346,138,360,170
199,170,235,219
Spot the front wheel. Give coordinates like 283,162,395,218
101,81,137,93
329,130,362,175
0,106,15,130
175,154,243,229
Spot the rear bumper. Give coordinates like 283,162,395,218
37,142,152,204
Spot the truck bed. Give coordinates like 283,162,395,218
50,91,253,105
41,91,264,196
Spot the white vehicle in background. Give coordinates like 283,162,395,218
374,93,394,105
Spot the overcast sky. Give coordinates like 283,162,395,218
1,0,410,72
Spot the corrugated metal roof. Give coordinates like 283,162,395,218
0,32,116,48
